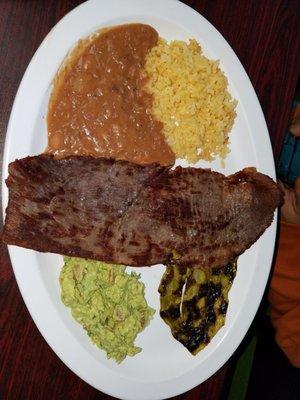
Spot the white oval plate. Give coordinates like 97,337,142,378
2,0,277,399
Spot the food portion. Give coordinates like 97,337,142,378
159,262,237,354
60,257,154,363
47,23,175,166
144,39,237,163
46,22,236,166
3,155,281,268
3,22,278,360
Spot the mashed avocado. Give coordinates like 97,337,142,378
60,257,155,363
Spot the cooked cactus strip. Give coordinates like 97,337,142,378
159,261,237,354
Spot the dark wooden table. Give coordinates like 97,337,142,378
1,1,299,399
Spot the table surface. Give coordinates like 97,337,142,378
1,1,299,399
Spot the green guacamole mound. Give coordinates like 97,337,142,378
60,257,155,363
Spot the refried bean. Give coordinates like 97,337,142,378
46,23,175,166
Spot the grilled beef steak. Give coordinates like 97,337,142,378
2,155,282,268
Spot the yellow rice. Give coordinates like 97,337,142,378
144,39,237,163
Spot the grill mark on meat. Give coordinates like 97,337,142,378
2,155,282,268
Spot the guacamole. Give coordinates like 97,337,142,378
60,257,155,363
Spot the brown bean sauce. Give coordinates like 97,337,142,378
46,24,175,166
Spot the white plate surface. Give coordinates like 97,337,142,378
2,1,277,399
